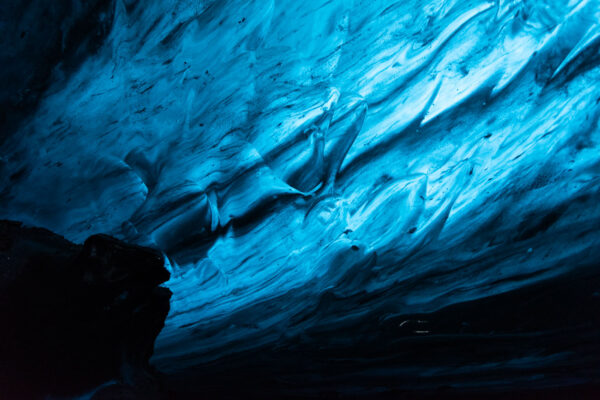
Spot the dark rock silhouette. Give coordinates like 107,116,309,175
0,220,171,399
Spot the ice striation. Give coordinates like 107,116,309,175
2,0,600,397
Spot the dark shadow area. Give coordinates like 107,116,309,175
0,0,116,143
160,262,600,399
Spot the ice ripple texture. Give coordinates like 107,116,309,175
2,0,600,392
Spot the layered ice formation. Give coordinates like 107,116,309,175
2,0,600,396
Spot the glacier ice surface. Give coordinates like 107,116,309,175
2,0,600,392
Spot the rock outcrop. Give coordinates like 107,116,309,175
0,220,171,399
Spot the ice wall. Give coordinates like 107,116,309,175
1,0,600,391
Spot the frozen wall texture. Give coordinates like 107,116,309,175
2,0,600,397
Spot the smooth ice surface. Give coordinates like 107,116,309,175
2,0,600,383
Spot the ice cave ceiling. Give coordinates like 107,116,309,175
1,0,600,397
